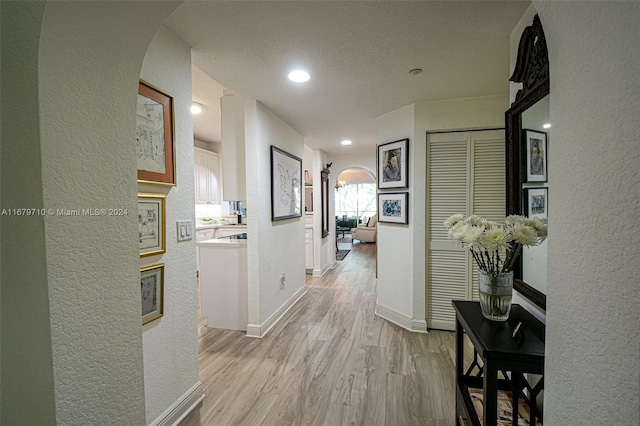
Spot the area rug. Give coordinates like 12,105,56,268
336,249,350,261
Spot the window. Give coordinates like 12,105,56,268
335,183,377,223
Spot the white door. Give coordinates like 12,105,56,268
427,129,505,330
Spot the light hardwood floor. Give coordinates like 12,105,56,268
182,237,458,425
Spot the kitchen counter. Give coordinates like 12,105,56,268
198,237,248,331
195,222,247,231
197,237,247,247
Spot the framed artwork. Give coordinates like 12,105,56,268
136,80,176,186
526,188,548,219
138,193,166,257
378,138,409,189
270,145,302,221
141,264,164,325
523,129,547,183
378,192,409,224
321,168,330,238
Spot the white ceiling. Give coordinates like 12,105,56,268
166,1,530,155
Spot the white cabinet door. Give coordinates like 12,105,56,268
194,148,221,204
217,226,247,238
195,228,216,274
305,228,313,272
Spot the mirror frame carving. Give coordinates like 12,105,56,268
506,14,549,310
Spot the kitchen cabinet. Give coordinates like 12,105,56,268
217,225,247,238
305,227,313,273
194,147,221,205
195,228,216,275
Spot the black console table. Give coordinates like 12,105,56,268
452,301,545,426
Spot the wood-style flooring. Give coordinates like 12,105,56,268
181,236,458,425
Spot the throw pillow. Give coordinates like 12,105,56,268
368,216,377,228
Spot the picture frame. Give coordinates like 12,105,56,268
523,129,547,183
141,263,164,325
136,80,176,186
138,193,166,257
270,145,303,221
378,192,409,224
526,187,548,219
378,138,409,189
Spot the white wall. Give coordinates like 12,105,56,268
245,101,307,335
376,104,418,326
534,2,640,424
139,27,200,424
4,2,180,424
375,96,507,331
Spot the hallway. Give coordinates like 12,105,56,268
182,241,457,425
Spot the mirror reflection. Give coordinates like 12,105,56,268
521,95,550,295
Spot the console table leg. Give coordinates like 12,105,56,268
483,361,498,426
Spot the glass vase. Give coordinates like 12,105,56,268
478,270,513,321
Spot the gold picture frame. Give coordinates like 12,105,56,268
136,80,176,186
138,193,166,257
141,263,164,325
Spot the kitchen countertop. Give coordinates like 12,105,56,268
197,237,247,247
195,223,248,231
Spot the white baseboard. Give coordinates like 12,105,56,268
246,285,308,338
149,381,204,426
375,303,428,334
313,261,335,277
428,319,455,332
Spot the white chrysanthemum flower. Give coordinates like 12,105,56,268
467,215,488,227
505,215,527,226
511,223,538,246
481,226,509,251
444,214,465,228
463,225,485,248
450,223,470,243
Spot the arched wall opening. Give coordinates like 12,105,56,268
2,2,184,424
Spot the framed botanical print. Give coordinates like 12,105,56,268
378,192,409,224
270,145,302,221
526,188,548,220
136,80,176,186
138,193,166,257
523,129,547,183
378,138,409,189
141,264,164,325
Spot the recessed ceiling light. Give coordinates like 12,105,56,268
191,102,203,114
341,139,352,146
543,123,552,129
409,68,422,76
288,70,310,83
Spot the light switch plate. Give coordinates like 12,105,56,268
177,220,193,241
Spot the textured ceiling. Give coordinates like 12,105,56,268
166,1,530,155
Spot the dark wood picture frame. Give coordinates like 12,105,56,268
377,192,409,224
377,138,409,189
270,145,303,221
136,80,176,186
523,129,547,183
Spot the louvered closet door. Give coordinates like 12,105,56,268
427,130,504,330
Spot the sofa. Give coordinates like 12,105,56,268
351,216,377,243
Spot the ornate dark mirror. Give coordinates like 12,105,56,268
506,14,549,310
321,167,330,238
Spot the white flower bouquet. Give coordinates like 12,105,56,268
443,214,547,275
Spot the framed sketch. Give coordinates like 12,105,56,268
526,188,548,219
523,129,547,183
378,192,408,224
270,145,302,221
141,264,164,325
378,138,409,189
137,80,176,186
138,193,166,257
